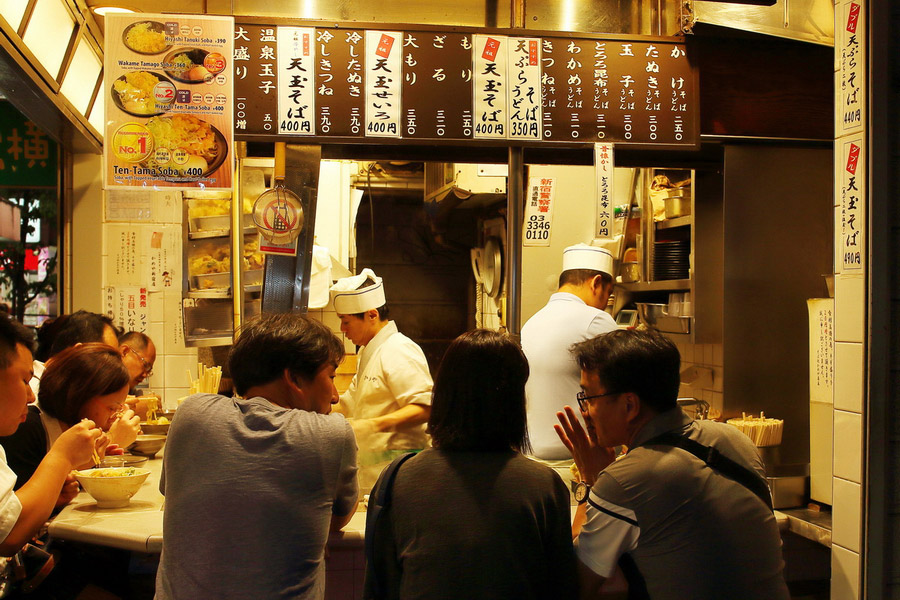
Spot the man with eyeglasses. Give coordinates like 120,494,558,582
521,243,617,479
118,331,157,391
555,329,788,600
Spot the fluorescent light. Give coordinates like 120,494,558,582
93,7,135,15
22,0,75,79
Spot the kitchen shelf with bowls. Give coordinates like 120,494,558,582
613,166,721,344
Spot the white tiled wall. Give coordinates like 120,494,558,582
831,0,867,596
675,342,724,418
101,192,198,411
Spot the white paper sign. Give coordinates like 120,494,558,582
840,137,864,270
473,35,508,139
277,26,316,135
106,190,153,221
104,286,149,333
594,143,614,239
507,37,541,140
365,31,402,137
523,176,554,247
839,0,864,135
144,225,179,291
106,224,141,286
807,298,834,403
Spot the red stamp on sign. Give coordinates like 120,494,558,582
482,38,500,61
376,34,394,58
846,143,860,174
846,3,860,33
529,40,538,66
303,33,310,56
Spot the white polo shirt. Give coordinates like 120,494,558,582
521,293,617,460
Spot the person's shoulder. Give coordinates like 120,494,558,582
291,410,354,439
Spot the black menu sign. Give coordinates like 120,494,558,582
234,21,697,148
402,32,475,140
316,29,366,137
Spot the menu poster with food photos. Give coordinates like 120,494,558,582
104,13,234,190
233,22,697,148
104,286,149,334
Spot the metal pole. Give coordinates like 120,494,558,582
507,146,524,337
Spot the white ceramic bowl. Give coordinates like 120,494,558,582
74,467,151,508
129,434,166,457
139,421,170,435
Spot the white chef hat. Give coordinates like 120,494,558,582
562,243,614,276
330,268,386,314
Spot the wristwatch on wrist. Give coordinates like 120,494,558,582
574,481,591,504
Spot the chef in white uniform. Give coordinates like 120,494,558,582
330,269,433,493
521,244,617,477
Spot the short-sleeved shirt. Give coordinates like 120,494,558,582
577,408,789,600
522,293,617,459
0,447,22,545
367,448,577,600
156,393,358,600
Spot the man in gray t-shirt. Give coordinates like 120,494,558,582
156,314,358,600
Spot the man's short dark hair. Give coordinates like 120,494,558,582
559,268,612,288
349,305,389,321
229,313,345,396
429,329,530,453
572,329,680,413
0,316,34,369
119,330,152,349
39,310,119,360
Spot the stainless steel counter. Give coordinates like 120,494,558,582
775,508,832,547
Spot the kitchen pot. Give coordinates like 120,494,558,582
664,189,691,219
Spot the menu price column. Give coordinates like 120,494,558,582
277,27,316,135
233,25,278,134
316,29,366,137
473,35,508,139
507,37,542,140
365,31,402,137
401,33,475,140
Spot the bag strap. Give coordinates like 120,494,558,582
364,452,417,599
641,431,773,511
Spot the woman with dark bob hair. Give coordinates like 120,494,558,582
0,343,140,502
365,329,577,600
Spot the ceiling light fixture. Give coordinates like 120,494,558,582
92,6,136,15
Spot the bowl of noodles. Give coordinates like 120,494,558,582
111,71,174,117
144,114,227,181
163,48,214,83
75,467,151,508
122,21,170,55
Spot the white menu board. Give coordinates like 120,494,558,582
594,142,614,239
506,37,542,140
277,27,316,135
838,0,864,135
473,35,508,139
523,176,555,247
839,137,864,271
364,31,402,137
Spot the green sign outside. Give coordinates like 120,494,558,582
0,101,58,189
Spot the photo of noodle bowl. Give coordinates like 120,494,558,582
111,72,173,117
144,115,227,180
163,48,214,84
122,21,171,55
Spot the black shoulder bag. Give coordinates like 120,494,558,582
363,451,416,600
641,431,773,511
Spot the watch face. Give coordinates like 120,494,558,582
575,481,589,503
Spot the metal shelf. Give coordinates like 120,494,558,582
656,216,692,230
617,279,691,292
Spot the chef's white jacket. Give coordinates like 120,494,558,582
341,320,433,452
521,292,617,460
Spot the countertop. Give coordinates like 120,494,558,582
48,452,368,553
48,450,829,553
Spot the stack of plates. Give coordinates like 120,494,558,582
653,240,690,280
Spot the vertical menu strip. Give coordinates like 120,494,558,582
473,34,508,139
402,32,475,140
315,29,366,137
233,24,278,135
277,27,316,135
365,31,402,137
507,37,542,140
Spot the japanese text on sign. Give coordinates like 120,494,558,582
840,139,864,270
594,143,614,239
524,176,555,247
